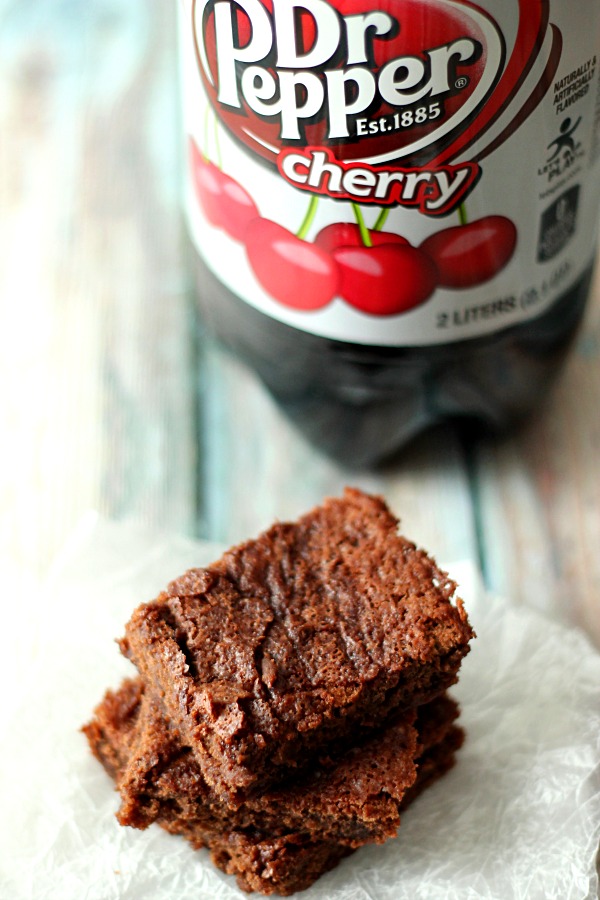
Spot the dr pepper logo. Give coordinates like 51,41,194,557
193,0,505,162
191,0,560,211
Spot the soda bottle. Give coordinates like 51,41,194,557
178,0,600,466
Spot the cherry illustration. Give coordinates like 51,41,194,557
216,169,260,242
334,243,438,316
420,215,517,289
188,137,259,242
315,222,410,253
189,139,223,228
245,218,338,310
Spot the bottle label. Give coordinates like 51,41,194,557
180,0,600,346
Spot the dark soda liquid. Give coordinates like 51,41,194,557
192,248,594,467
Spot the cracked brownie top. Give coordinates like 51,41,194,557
120,488,473,802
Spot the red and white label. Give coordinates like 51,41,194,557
180,0,600,345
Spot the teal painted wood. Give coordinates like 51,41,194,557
0,0,198,575
473,281,600,645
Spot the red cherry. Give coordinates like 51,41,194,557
188,138,259,241
315,223,410,254
420,216,517,288
216,169,260,242
334,244,438,316
188,139,223,228
245,218,338,310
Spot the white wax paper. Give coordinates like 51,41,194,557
1,515,599,900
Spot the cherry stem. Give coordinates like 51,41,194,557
458,203,468,227
201,105,211,162
351,203,373,247
373,208,390,232
296,195,319,240
201,107,223,168
213,113,223,169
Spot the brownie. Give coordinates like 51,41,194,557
84,678,461,848
165,729,461,897
184,830,352,896
84,680,462,896
119,488,473,801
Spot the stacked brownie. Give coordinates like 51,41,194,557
84,489,474,895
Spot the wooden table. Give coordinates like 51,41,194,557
2,0,600,648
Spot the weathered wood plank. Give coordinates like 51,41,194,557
0,0,197,576
474,266,600,645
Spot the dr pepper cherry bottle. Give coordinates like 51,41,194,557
179,0,600,465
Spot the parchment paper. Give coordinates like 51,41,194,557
1,514,599,899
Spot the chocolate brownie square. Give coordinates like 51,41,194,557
157,731,463,896
119,489,473,801
147,730,463,897
84,680,463,896
84,678,461,848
